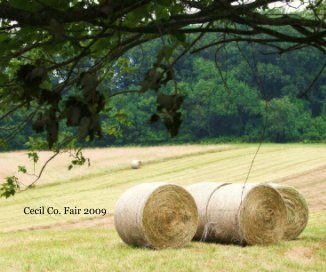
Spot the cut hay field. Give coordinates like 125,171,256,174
0,144,325,272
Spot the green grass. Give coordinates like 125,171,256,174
0,144,325,271
0,212,325,272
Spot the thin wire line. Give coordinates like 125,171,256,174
235,40,270,245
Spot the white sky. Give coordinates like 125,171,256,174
268,0,308,11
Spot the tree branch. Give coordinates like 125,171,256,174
297,60,326,98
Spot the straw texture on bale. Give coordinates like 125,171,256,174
269,183,309,240
184,182,229,240
186,183,287,245
131,159,142,169
114,182,198,249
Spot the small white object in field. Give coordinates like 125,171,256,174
131,159,142,169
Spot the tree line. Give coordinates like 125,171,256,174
2,34,325,150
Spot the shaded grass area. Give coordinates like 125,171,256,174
0,212,325,272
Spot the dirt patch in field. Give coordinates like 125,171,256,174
285,246,315,262
274,165,326,211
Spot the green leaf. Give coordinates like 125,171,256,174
173,33,187,43
155,7,170,21
27,151,39,163
157,0,171,7
39,80,52,91
0,73,9,82
0,176,19,198
18,166,27,174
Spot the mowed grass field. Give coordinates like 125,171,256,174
0,144,325,271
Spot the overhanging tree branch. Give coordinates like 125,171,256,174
0,1,326,195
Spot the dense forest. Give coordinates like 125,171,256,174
1,34,326,149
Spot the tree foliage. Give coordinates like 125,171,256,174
1,0,325,147
0,0,325,196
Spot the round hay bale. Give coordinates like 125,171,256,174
114,182,198,249
269,183,309,240
131,159,141,169
186,183,287,245
185,182,230,240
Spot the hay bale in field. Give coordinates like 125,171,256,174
186,183,287,245
131,159,142,169
184,182,230,240
114,182,198,249
269,183,309,240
